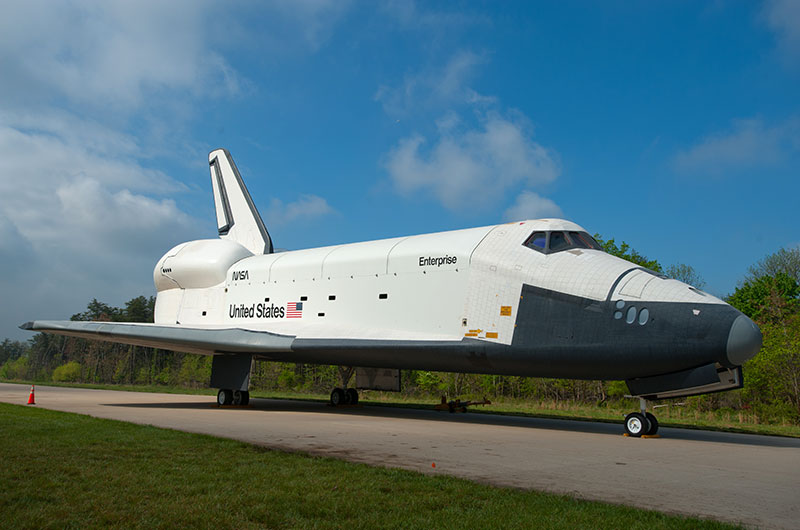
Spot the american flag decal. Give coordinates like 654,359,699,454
287,302,303,319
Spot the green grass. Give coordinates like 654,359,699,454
7,378,800,438
0,403,738,529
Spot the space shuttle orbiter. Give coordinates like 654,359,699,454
23,148,762,436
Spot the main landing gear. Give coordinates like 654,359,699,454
329,365,359,406
329,387,359,406
624,397,659,437
217,389,250,406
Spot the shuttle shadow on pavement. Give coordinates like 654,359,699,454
103,397,800,449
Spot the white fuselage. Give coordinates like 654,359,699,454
154,218,722,347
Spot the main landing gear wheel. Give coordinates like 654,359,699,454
624,412,650,437
330,388,359,406
217,389,233,406
233,390,250,406
217,389,248,406
330,387,345,406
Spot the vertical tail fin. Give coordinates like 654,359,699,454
208,149,273,255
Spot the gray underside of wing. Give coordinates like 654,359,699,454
20,320,295,356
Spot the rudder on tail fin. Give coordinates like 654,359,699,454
208,149,273,255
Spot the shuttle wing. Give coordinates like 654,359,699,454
20,320,478,372
20,321,294,356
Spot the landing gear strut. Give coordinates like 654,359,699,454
624,397,659,437
217,389,249,407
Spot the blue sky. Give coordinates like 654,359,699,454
1,1,799,340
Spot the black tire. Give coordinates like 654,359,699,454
645,412,659,435
330,387,345,406
217,389,233,406
624,412,650,437
346,388,359,405
240,391,250,406
233,390,243,406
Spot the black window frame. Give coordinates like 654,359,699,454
523,231,549,253
521,230,606,255
548,231,570,252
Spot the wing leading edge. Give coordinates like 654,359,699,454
20,320,480,371
20,321,294,356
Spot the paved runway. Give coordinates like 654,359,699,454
2,383,798,529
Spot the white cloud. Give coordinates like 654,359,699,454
435,111,461,133
0,123,203,341
55,179,195,253
0,1,243,110
0,1,351,114
375,51,495,117
379,1,485,33
0,122,200,264
673,118,799,174
0,113,180,193
384,114,559,210
377,48,561,215
267,0,353,50
503,191,563,222
266,195,336,226
763,0,800,65
0,211,35,266
435,51,488,100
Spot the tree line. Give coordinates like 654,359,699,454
2,240,799,424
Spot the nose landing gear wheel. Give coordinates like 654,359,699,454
346,388,359,405
645,412,659,435
624,397,659,436
624,412,651,437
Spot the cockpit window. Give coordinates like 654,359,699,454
549,232,570,251
523,231,547,252
568,231,603,250
522,230,605,255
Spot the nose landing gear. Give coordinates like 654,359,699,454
624,397,659,437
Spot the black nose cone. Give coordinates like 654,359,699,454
726,314,762,366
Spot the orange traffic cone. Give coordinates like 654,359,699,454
27,385,35,405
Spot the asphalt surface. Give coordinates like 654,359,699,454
2,383,799,529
